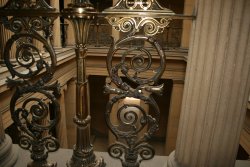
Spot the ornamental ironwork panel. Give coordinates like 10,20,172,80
103,0,174,166
0,0,60,166
87,17,182,48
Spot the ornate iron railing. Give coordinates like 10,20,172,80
87,17,182,48
0,0,60,166
102,0,174,166
0,0,192,167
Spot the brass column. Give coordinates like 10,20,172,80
62,1,105,167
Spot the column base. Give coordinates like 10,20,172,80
164,151,182,167
67,150,105,167
0,135,18,167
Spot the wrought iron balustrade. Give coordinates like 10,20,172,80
0,0,61,167
86,17,183,48
0,0,193,167
102,0,175,166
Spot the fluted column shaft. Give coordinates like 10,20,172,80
0,0,16,64
65,79,77,148
181,0,195,48
56,85,69,148
33,32,44,53
64,0,75,46
0,111,5,143
165,80,184,155
50,0,62,48
111,0,120,41
173,0,250,167
0,20,4,64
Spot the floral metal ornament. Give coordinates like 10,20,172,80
103,0,174,166
104,0,174,36
0,0,60,167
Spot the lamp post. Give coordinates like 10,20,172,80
0,0,61,167
61,1,105,167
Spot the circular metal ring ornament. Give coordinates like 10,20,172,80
105,95,160,140
107,35,166,87
4,33,56,79
10,89,60,136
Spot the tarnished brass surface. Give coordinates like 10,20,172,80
62,1,105,167
103,0,175,15
103,0,174,36
0,0,59,17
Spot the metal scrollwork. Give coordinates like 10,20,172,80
107,36,166,86
104,0,174,166
115,0,164,10
3,0,52,10
106,17,172,36
105,35,165,167
0,0,60,167
104,0,174,36
4,32,56,80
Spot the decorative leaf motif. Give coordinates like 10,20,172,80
0,0,60,164
1,0,53,10
105,34,165,166
106,17,172,36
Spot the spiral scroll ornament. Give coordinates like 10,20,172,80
105,94,160,166
4,32,56,81
2,0,52,10
107,36,165,87
104,0,174,36
104,32,165,166
103,1,173,165
0,0,60,166
106,17,172,36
